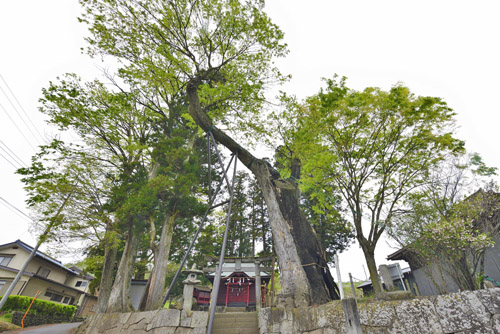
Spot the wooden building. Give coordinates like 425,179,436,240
203,256,273,308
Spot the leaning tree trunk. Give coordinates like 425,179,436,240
187,81,339,307
143,213,176,310
96,223,118,313
106,223,139,313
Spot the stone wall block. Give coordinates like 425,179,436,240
190,311,208,328
258,307,272,334
103,312,127,332
359,301,395,327
303,329,323,334
192,327,207,334
278,318,295,333
460,290,491,326
491,314,500,333
174,327,193,334
434,293,483,333
477,288,500,315
294,306,315,332
125,310,156,331
146,309,180,330
391,298,442,334
180,310,192,327
270,308,286,324
316,302,344,328
150,327,177,334
361,325,388,334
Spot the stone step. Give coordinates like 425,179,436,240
212,311,258,334
225,307,247,312
214,312,257,319
212,328,259,334
213,319,258,327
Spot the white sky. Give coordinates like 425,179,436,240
0,0,499,282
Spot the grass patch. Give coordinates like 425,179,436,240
0,313,20,333
341,281,365,299
0,312,12,323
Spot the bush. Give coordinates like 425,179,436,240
0,295,76,317
11,311,81,328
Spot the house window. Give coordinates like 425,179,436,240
0,280,6,290
37,267,51,278
44,291,52,297
76,280,88,287
70,297,75,305
63,296,70,304
50,293,63,302
0,256,13,266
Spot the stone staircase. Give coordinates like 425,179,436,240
211,311,259,334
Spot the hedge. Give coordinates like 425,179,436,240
11,311,84,328
0,295,76,318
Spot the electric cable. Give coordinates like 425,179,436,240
0,196,33,222
0,151,20,169
0,101,36,150
0,140,28,167
0,74,45,143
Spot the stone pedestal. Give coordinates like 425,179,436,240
182,265,203,314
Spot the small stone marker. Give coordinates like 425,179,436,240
378,264,395,291
342,298,363,334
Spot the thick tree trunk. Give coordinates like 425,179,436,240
275,159,340,303
187,81,339,306
143,213,176,310
96,224,118,313
360,242,382,294
106,224,139,313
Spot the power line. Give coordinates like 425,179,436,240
0,74,45,144
0,151,20,169
0,196,32,223
0,140,28,168
0,100,36,150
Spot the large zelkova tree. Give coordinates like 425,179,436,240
389,154,499,292
80,0,340,305
285,77,465,294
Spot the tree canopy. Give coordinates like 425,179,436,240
285,76,465,293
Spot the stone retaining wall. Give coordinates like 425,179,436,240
259,288,500,333
75,309,208,334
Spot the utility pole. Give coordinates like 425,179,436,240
0,192,73,310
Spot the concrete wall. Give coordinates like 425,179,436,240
0,269,27,296
259,288,500,334
408,235,500,296
75,309,208,334
484,234,500,282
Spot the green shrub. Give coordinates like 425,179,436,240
0,296,76,317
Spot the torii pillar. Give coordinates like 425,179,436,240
255,260,262,310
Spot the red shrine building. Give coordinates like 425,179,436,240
203,256,272,309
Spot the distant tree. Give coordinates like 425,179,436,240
287,77,464,293
248,177,272,255
389,154,499,291
300,188,355,265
